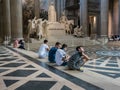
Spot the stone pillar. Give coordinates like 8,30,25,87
10,0,23,40
55,0,65,21
108,1,113,37
56,0,60,21
100,0,109,37
0,1,4,42
34,0,40,19
61,0,65,16
112,0,119,35
3,0,11,39
80,0,88,36
118,0,120,35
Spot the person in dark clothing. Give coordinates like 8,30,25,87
48,42,61,63
18,40,25,50
67,46,90,72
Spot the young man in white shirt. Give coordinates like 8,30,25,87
38,40,50,58
55,44,69,66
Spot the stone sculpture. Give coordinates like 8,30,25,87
60,11,68,24
74,26,84,37
36,19,43,40
48,2,56,22
42,20,49,38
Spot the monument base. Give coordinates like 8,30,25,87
48,22,65,41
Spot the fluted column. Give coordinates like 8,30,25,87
3,0,11,39
80,0,88,36
100,0,109,37
10,0,23,40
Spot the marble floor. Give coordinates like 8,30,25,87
0,45,120,90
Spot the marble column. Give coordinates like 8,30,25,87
0,1,4,42
80,0,88,36
100,0,109,37
61,0,65,16
3,0,11,39
55,0,65,21
34,0,40,19
55,0,60,21
118,0,120,35
112,0,119,35
10,0,23,40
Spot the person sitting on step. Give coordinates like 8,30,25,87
48,42,61,63
67,46,90,72
55,44,69,66
38,40,50,58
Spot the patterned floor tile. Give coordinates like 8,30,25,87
0,63,26,67
106,64,119,67
61,85,72,90
89,62,101,65
0,69,9,73
36,73,51,78
0,58,18,61
0,55,11,57
15,81,57,90
4,70,38,77
91,70,120,78
25,65,35,68
1,46,120,90
4,80,19,87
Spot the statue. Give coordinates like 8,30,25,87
60,11,68,24
31,17,37,33
69,22,74,34
48,2,56,22
73,26,79,36
28,17,37,36
27,17,37,38
42,20,49,38
27,19,32,37
36,19,43,40
65,22,70,35
60,11,74,35
73,26,84,37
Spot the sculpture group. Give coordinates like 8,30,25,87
27,2,84,40
27,17,49,40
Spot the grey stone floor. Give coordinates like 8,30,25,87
0,46,102,90
1,44,120,90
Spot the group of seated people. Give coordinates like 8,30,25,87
13,39,25,49
109,35,120,41
38,40,90,72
